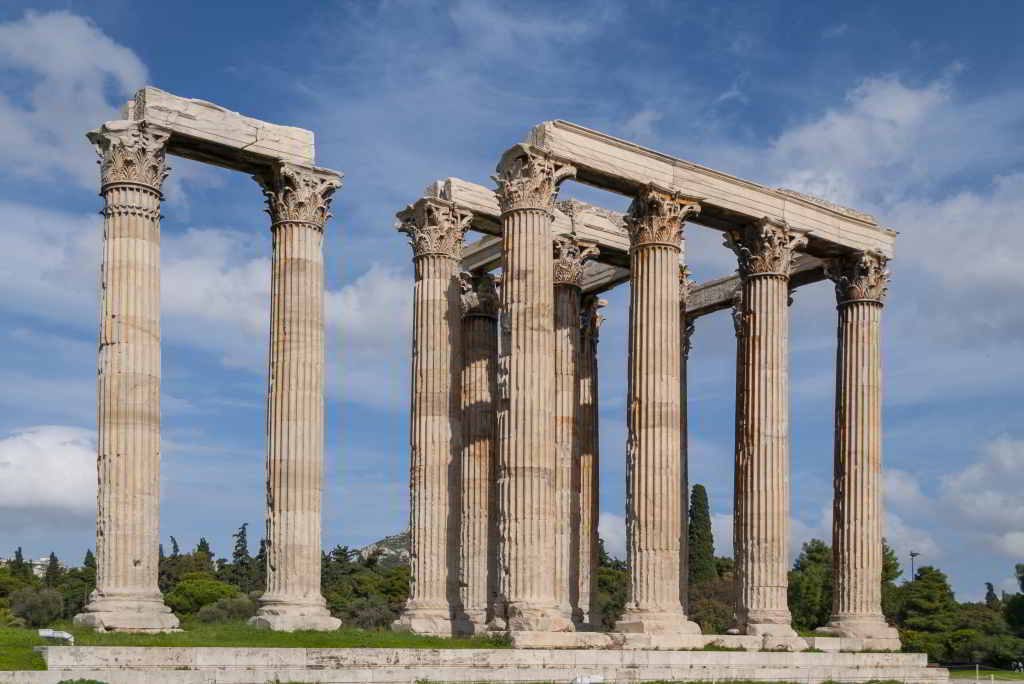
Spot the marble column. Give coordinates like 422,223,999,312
617,185,702,634
393,198,470,636
493,144,576,632
552,237,599,622
458,272,500,634
819,253,901,648
679,268,696,614
253,162,342,632
576,295,605,628
75,120,179,633
726,218,807,637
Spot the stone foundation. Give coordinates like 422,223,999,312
0,646,946,684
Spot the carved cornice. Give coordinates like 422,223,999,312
257,162,342,230
581,295,607,344
825,251,890,305
553,236,599,287
88,121,171,192
397,197,471,260
493,144,576,213
725,217,808,277
625,184,700,250
776,188,877,224
460,271,499,318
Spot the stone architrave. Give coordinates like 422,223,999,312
616,185,702,635
818,253,901,648
493,144,576,632
393,198,471,636
252,162,342,632
552,236,599,622
726,218,807,637
74,121,180,633
458,272,500,634
577,295,605,628
679,267,696,613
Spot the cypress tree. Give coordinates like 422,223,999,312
687,484,717,586
83,549,96,569
44,552,62,587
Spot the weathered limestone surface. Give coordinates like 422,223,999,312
24,646,948,684
576,296,604,627
493,145,576,632
74,121,179,633
727,218,807,637
552,237,598,622
252,163,342,632
125,87,314,171
458,272,500,633
616,186,701,635
394,199,471,636
679,268,696,614
818,253,900,648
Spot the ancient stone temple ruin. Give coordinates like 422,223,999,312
394,121,900,650
75,88,342,633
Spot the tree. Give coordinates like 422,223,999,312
687,484,717,587
9,547,30,580
254,538,267,592
170,537,180,558
788,539,833,631
83,549,96,569
194,538,215,575
592,537,628,630
43,553,62,587
10,587,62,627
882,538,903,622
1016,564,1024,593
985,583,1001,609
900,566,958,633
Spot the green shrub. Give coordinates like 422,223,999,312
690,597,733,634
164,578,238,615
10,587,62,627
0,605,26,628
196,595,257,623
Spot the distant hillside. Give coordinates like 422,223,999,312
357,531,410,568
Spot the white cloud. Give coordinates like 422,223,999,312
0,11,147,187
885,468,930,511
884,511,940,562
598,511,626,561
0,426,95,516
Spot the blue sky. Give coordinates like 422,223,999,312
0,1,1021,602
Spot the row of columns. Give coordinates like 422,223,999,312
397,144,897,643
75,120,341,632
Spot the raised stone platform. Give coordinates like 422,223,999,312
0,646,948,683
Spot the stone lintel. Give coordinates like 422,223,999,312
123,86,317,174
526,120,896,258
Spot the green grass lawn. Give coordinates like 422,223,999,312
0,620,508,671
949,669,1024,680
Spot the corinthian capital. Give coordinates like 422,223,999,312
679,265,696,309
397,197,471,260
257,162,342,230
625,184,700,250
553,235,599,287
460,271,500,318
826,251,890,304
725,217,808,277
88,120,171,192
581,295,607,343
493,144,576,213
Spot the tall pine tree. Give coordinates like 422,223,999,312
687,484,717,587
43,552,62,587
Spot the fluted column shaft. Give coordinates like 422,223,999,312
459,273,499,633
394,198,469,636
821,253,899,646
728,219,806,637
576,297,604,627
75,121,178,633
493,145,575,632
617,186,701,634
255,162,341,632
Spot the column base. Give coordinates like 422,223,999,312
251,596,340,632
739,610,797,637
615,608,702,635
392,606,454,636
74,592,180,633
455,608,490,636
506,602,575,632
816,616,901,649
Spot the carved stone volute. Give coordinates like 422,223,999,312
725,217,808,277
826,251,890,305
88,120,171,192
553,236,599,287
257,162,342,230
493,144,576,213
625,184,700,250
397,197,472,260
460,271,500,318
581,296,606,344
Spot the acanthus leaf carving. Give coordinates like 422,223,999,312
725,217,808,277
459,271,500,318
825,251,890,304
625,184,700,250
397,197,471,260
552,235,599,287
257,162,342,229
678,265,696,308
493,144,576,213
88,120,171,192
580,295,607,344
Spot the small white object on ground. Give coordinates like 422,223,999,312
37,629,74,644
